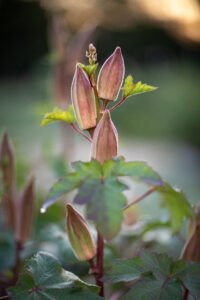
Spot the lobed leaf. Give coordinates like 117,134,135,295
122,75,157,98
74,177,127,240
10,252,101,300
102,156,164,187
124,274,182,300
103,257,147,283
41,105,76,127
178,263,200,299
41,173,84,213
42,157,194,236
156,183,195,233
139,249,173,281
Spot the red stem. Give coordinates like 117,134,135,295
109,96,127,112
96,232,104,297
123,187,155,211
183,288,189,300
70,124,92,142
10,240,23,286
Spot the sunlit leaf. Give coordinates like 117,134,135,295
41,105,76,127
122,75,157,98
78,63,98,77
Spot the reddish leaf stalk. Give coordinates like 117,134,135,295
70,123,92,142
123,187,155,211
109,96,127,112
183,288,189,300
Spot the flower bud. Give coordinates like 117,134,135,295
182,206,200,262
71,64,97,130
15,177,35,243
97,47,124,101
66,204,96,261
91,110,118,164
0,132,16,230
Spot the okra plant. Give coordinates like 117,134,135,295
3,45,200,299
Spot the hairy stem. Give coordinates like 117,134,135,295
96,232,104,297
123,187,155,211
109,96,127,112
71,124,92,142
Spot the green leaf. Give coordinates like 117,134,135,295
10,252,100,300
74,177,127,240
179,263,200,299
41,160,102,212
41,105,76,127
78,63,98,77
141,220,171,236
103,257,147,283
124,274,182,300
103,157,164,187
122,75,157,98
41,173,83,212
139,249,173,281
157,183,195,233
43,157,194,235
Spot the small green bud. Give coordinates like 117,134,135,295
97,47,124,101
66,204,97,261
91,110,118,165
71,64,97,130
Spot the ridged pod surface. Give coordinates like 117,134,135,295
66,204,96,261
71,65,97,130
91,110,118,165
97,47,124,101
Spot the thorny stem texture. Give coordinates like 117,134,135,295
123,187,155,211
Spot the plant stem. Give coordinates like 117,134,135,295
11,240,23,285
183,288,189,300
123,187,155,211
96,232,104,297
109,96,127,112
70,124,92,142
91,73,101,123
101,100,108,112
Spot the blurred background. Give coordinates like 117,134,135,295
0,0,200,258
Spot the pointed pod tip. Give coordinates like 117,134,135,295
115,46,122,54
